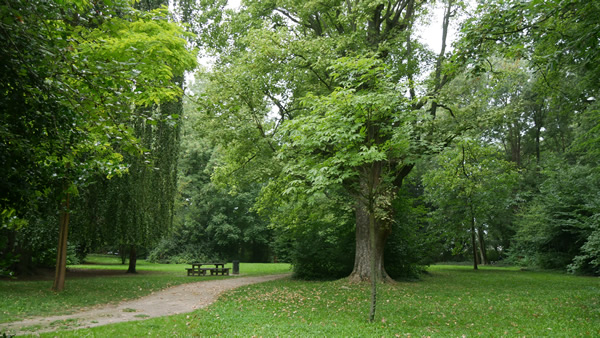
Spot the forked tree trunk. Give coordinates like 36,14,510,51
52,191,70,292
127,245,137,273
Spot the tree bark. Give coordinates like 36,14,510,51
127,245,137,273
470,215,478,270
52,191,70,292
349,202,392,282
430,0,453,118
477,226,489,265
509,125,522,166
120,244,127,265
349,164,393,283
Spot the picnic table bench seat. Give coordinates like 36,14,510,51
186,267,208,276
186,263,229,276
208,267,230,276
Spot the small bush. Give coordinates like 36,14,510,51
569,227,600,275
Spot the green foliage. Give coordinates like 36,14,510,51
66,0,196,265
285,225,355,280
0,205,81,276
1,0,197,214
147,93,272,264
423,139,518,261
280,56,412,194
511,160,600,274
261,175,432,280
147,178,272,264
572,102,600,164
190,0,457,288
384,185,437,279
449,2,600,273
0,230,19,278
259,182,355,279
0,0,197,277
570,227,600,275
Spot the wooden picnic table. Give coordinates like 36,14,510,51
186,262,230,276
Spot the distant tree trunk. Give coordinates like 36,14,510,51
531,102,545,166
120,244,127,265
53,190,70,291
535,125,542,165
127,245,137,273
508,125,522,166
430,0,453,118
470,205,478,270
477,226,489,265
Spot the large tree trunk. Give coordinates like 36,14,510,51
349,163,393,284
349,202,392,282
52,191,70,291
127,245,137,273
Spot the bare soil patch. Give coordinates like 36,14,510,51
0,274,290,336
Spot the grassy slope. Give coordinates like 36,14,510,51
0,255,291,324
21,264,600,337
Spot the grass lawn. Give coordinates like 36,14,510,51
3,260,599,336
0,255,291,324
60,265,599,337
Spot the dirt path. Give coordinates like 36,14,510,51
0,274,290,336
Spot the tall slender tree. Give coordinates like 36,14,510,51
70,0,194,274
423,139,518,269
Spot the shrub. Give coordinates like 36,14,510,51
288,224,355,280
